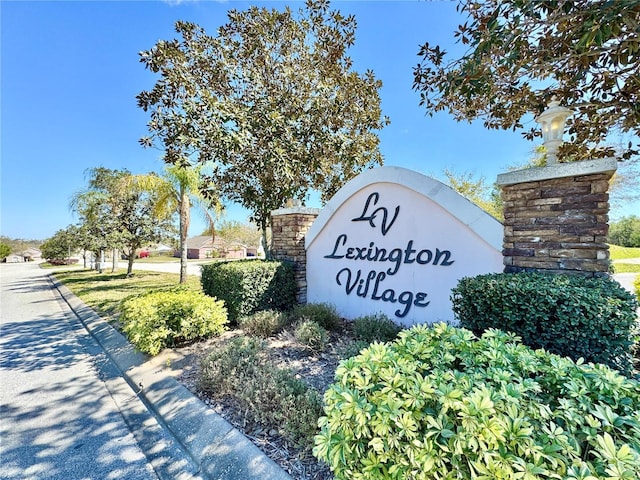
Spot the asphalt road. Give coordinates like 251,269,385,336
0,263,160,480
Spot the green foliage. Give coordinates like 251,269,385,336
137,1,389,242
208,220,262,249
452,272,639,375
71,167,175,275
413,0,640,162
289,303,342,331
198,336,323,447
353,313,402,344
294,320,329,352
442,168,503,220
635,275,640,302
41,231,72,262
0,242,11,259
337,340,372,361
119,289,228,355
0,236,43,254
200,259,296,322
314,323,640,480
238,310,287,338
609,216,640,248
121,165,222,284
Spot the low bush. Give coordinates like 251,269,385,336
294,320,329,352
201,259,296,322
314,323,640,480
49,258,79,265
452,272,638,375
337,340,371,360
635,274,640,301
119,289,228,355
198,336,323,447
353,313,402,344
238,310,287,338
289,303,342,331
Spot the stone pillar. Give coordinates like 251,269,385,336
496,158,617,277
270,206,320,303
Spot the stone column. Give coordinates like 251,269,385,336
496,158,617,277
270,206,320,303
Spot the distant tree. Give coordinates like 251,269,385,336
413,0,640,162
0,242,11,260
442,169,503,220
71,168,175,275
609,216,640,247
0,236,43,253
119,165,222,283
41,227,75,264
206,220,263,250
137,0,389,253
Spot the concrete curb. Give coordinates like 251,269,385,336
50,274,292,480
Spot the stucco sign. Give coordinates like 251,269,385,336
305,167,503,326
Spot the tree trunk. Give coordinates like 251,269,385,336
179,188,190,284
127,253,135,276
111,248,118,273
261,220,271,260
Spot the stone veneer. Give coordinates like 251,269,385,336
496,158,617,277
270,207,320,303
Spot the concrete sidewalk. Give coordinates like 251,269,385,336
49,272,292,480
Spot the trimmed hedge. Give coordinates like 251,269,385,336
201,259,296,322
119,289,228,355
314,323,640,479
451,272,638,375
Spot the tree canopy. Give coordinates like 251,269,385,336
71,167,175,275
413,0,640,162
137,0,389,243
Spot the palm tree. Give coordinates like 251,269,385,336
120,165,223,283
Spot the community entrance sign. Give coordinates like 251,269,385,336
305,167,503,325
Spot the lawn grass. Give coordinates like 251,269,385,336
612,263,640,274
53,268,200,322
610,244,640,260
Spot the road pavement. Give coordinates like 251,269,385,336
0,263,199,480
0,262,291,480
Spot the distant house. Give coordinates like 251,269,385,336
4,254,24,263
3,248,42,263
184,235,257,260
23,248,42,262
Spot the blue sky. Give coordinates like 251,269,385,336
2,1,635,240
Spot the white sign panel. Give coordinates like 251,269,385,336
305,167,503,326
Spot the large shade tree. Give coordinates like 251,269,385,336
413,0,640,162
137,0,389,251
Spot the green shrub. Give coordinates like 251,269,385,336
314,323,640,480
119,289,228,355
200,259,296,322
294,320,329,352
289,303,342,331
635,274,640,301
337,340,371,360
353,313,402,344
198,336,322,447
452,272,638,375
238,310,287,338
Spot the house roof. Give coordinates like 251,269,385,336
185,236,214,249
186,235,257,251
